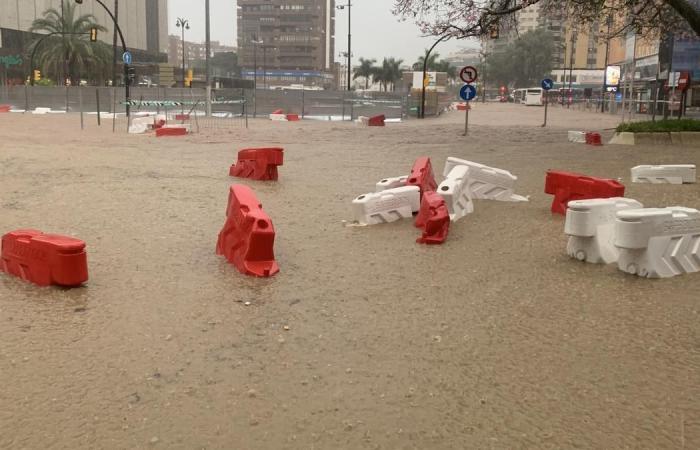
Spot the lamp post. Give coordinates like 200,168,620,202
420,34,450,119
251,35,263,118
568,29,577,109
74,0,131,116
176,17,190,88
336,2,351,91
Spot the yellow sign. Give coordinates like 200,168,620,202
33,69,41,81
423,76,430,87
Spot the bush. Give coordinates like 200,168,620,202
616,119,700,133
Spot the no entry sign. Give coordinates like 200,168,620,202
460,66,478,84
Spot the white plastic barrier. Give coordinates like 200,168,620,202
270,114,287,121
442,157,528,202
128,123,148,134
375,176,408,192
565,198,644,264
356,116,370,125
615,207,700,278
32,107,51,115
568,131,587,143
351,186,420,225
631,165,696,184
437,165,474,221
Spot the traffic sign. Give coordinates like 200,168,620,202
541,78,554,90
460,66,478,84
460,84,477,101
122,51,132,65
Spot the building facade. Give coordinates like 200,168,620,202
167,36,236,69
237,0,335,88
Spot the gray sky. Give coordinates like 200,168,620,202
167,0,477,65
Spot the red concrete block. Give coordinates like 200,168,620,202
414,191,450,245
585,132,603,146
156,126,187,137
545,170,625,215
1,229,88,287
175,114,190,121
229,147,284,181
0,104,11,113
368,114,385,126
216,185,279,277
272,109,284,115
406,156,438,199
286,114,300,121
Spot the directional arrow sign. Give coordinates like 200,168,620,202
460,84,477,101
541,78,554,91
122,51,132,65
460,66,478,84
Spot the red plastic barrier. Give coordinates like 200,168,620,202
545,170,625,215
175,114,190,121
216,185,279,277
286,114,300,121
585,132,603,146
229,147,284,181
153,119,166,129
0,104,11,113
272,109,284,115
1,229,88,287
414,191,450,245
368,115,385,126
456,103,470,111
156,127,187,137
406,157,438,198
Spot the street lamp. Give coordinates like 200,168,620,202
251,35,263,118
336,2,351,91
176,17,190,88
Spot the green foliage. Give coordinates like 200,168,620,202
372,57,404,92
484,28,555,88
413,51,457,79
27,2,110,85
616,119,700,133
353,57,377,90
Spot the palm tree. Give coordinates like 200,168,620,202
353,57,377,90
373,58,404,92
28,2,110,85
413,51,440,71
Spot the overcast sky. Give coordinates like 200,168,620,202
167,0,477,65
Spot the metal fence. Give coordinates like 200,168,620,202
0,86,409,122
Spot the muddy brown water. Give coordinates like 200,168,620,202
1,104,699,449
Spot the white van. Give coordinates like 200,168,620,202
525,88,544,106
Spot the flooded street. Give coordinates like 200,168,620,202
1,104,699,449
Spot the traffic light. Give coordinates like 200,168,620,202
90,27,98,42
489,24,499,39
127,66,136,84
33,69,41,81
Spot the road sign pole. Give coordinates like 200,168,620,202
542,95,548,127
463,101,469,136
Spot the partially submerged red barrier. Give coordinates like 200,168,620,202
1,229,88,287
585,132,603,146
156,126,187,137
406,157,438,198
545,170,625,215
414,191,450,244
286,114,300,121
175,114,190,121
216,185,279,277
368,115,385,126
272,109,284,115
229,147,284,181
0,104,11,113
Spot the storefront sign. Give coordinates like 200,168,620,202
0,54,22,69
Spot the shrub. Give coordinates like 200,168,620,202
616,119,700,133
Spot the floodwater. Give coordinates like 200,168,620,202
1,104,699,449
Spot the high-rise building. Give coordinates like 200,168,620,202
237,0,335,88
0,0,167,61
168,36,236,69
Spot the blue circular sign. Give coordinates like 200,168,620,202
460,84,477,101
541,78,554,90
122,51,132,65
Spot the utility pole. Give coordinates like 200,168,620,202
112,0,118,85
205,0,212,116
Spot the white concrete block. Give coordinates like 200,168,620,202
615,207,700,278
351,186,421,225
375,176,408,192
568,131,587,143
442,157,528,202
437,165,474,221
631,165,696,184
565,198,644,264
